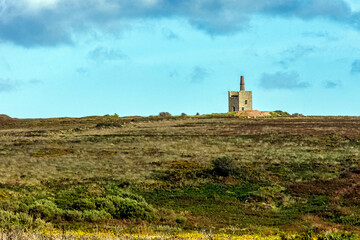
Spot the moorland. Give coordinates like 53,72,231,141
0,113,359,239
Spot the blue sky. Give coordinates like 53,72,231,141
0,0,360,118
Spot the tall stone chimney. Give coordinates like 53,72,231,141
240,76,245,91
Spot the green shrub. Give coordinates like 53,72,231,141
105,186,146,203
108,196,154,221
33,217,52,230
94,197,116,214
304,195,330,213
159,112,171,117
212,156,239,177
72,198,96,211
0,210,19,228
63,210,83,221
333,215,360,226
83,210,111,222
17,212,33,226
0,199,20,212
0,210,34,229
55,187,88,209
29,199,62,221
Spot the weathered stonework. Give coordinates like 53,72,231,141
228,76,253,112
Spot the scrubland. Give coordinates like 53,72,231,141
0,113,359,239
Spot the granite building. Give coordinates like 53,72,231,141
228,76,253,112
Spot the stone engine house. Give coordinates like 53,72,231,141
228,76,253,112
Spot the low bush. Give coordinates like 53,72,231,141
0,186,156,228
83,209,111,222
108,196,154,221
73,198,96,211
211,156,239,177
333,215,360,226
29,199,63,221
159,112,171,117
63,210,83,221
270,110,291,117
0,210,47,229
94,197,116,214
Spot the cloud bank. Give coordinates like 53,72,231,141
0,78,17,92
323,80,341,88
0,0,358,47
278,45,315,69
351,59,360,73
260,71,310,89
190,66,209,83
88,47,128,61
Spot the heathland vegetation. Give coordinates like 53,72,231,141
0,113,359,239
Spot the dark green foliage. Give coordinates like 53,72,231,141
108,196,154,221
63,210,83,221
83,210,111,222
304,195,330,213
0,210,36,229
73,198,97,211
211,156,239,177
29,200,63,221
94,197,116,214
0,185,154,228
333,215,360,226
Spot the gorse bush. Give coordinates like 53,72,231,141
109,196,154,220
211,156,239,177
0,210,50,229
29,200,63,221
0,186,154,228
83,209,111,222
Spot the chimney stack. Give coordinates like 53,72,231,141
240,76,245,91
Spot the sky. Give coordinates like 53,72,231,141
0,0,360,118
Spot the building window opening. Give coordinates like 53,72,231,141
245,100,248,104
242,107,245,111
233,106,236,111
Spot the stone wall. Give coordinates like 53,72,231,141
238,91,252,111
228,91,240,112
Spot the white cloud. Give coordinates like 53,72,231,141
0,0,60,18
23,0,60,13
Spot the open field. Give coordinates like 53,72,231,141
0,114,359,238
